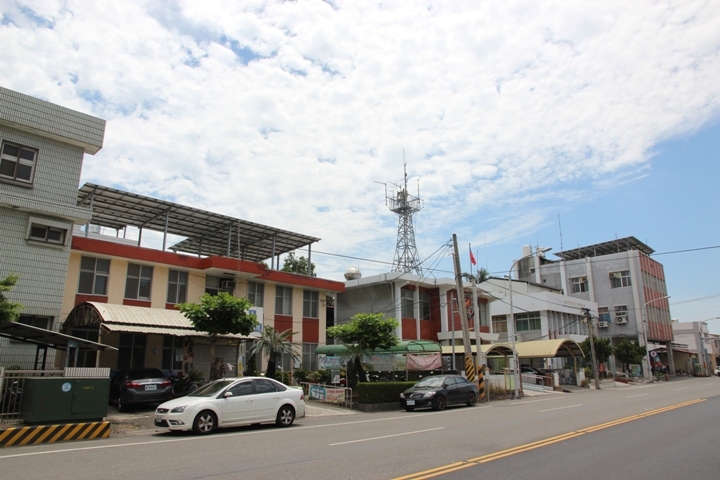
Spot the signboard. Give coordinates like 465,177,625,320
309,385,346,403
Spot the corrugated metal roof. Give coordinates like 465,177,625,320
77,183,320,262
494,339,584,358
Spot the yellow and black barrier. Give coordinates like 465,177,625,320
0,421,110,447
477,366,485,401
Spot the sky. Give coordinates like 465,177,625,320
1,1,719,332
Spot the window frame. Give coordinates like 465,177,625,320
302,343,318,370
167,270,188,304
78,256,110,295
248,281,264,307
0,140,38,185
275,286,293,316
401,288,414,318
610,270,632,288
124,263,154,300
598,307,611,323
303,290,319,318
492,314,508,333
515,312,541,332
420,291,431,320
205,275,234,296
570,276,589,293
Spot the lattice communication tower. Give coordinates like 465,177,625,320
382,161,423,275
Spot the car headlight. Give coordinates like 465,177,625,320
423,391,436,398
170,406,186,413
399,393,405,399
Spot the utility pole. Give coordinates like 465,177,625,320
583,307,600,390
452,234,475,382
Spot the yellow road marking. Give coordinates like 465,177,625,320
393,398,707,480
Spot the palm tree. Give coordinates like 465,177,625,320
462,268,489,283
249,326,300,380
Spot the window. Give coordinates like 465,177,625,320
162,335,183,371
78,256,110,295
492,315,507,333
124,263,153,300
117,333,147,369
228,381,253,397
420,291,431,320
598,307,610,323
205,275,234,296
303,290,319,318
0,141,38,184
167,270,188,304
570,276,588,293
515,312,541,331
302,343,318,370
248,281,264,307
276,286,293,315
28,223,66,245
610,270,632,288
401,288,414,318
18,315,51,330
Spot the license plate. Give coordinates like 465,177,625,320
145,384,157,391
406,400,415,406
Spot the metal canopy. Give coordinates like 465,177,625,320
77,183,320,262
0,322,116,352
554,236,654,261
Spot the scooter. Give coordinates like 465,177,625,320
170,375,198,397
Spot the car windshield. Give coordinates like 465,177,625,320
414,376,445,387
187,380,235,397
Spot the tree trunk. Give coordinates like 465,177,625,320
266,358,277,380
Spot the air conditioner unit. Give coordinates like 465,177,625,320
616,316,628,325
598,321,609,328
220,280,236,289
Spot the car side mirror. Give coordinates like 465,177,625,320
223,391,234,398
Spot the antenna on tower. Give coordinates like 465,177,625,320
381,152,423,275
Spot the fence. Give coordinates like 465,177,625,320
0,367,109,425
300,382,354,409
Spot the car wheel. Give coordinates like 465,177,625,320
466,392,477,406
404,407,415,412
276,405,295,427
116,395,126,413
432,395,446,411
192,410,217,435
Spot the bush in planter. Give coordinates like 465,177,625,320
357,381,415,403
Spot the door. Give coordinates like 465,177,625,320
218,380,255,424
253,379,284,421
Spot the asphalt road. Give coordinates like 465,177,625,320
1,376,717,480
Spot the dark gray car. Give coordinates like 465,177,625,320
110,368,174,412
399,374,478,411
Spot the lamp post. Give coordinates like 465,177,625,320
508,247,551,399
640,295,670,382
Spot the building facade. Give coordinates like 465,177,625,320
0,86,105,368
517,237,674,374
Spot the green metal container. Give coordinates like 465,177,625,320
20,378,110,424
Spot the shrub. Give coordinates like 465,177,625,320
357,381,415,403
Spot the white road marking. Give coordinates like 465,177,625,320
673,387,688,391
329,427,444,446
539,404,583,413
627,394,649,398
510,397,563,406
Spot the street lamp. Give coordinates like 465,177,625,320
508,246,551,399
640,295,670,382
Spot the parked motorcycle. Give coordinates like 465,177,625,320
169,374,198,398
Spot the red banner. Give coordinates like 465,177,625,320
407,353,442,371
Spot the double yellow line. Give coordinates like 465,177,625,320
393,398,705,480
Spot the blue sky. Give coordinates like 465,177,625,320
1,1,719,331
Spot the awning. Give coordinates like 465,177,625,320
441,344,515,356
494,339,585,359
0,322,116,352
63,302,253,339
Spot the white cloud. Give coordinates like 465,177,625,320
1,0,719,280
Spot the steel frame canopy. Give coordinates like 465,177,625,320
77,183,320,262
553,236,654,261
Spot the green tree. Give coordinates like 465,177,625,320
579,336,614,363
180,292,258,380
0,274,22,324
282,251,316,276
462,268,489,283
614,339,647,374
249,326,300,381
326,313,399,391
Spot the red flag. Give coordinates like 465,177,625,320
469,247,477,265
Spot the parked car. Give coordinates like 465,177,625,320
399,374,478,412
110,368,174,412
154,377,305,435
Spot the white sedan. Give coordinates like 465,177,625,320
154,377,305,434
